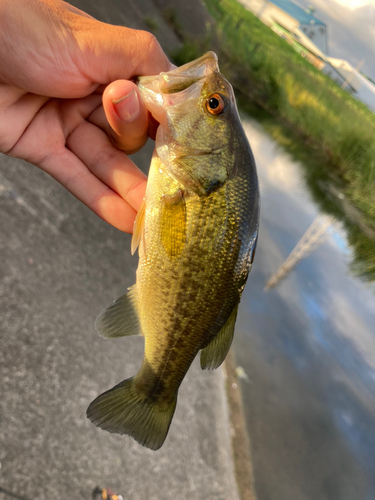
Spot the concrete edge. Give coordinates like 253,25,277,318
224,350,257,500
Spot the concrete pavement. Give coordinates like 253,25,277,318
0,137,239,499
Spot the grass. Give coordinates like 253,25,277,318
171,0,375,282
144,16,159,33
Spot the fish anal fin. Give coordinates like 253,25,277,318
131,200,146,255
200,305,239,370
87,377,177,450
160,189,186,259
95,285,140,338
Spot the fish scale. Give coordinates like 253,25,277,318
87,52,260,450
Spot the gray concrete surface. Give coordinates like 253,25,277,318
0,137,239,499
0,3,240,499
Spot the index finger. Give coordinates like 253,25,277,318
76,23,173,84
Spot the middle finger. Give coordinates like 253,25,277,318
66,118,147,213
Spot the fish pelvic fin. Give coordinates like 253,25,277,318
87,378,177,451
200,305,238,370
95,286,140,338
131,200,146,255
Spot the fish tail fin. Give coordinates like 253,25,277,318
86,378,177,451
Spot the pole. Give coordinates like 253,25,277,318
341,58,365,90
264,215,333,291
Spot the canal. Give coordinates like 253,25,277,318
235,118,375,500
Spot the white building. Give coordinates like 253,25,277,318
326,58,375,112
240,0,328,55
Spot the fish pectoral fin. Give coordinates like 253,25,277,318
200,305,239,370
95,285,141,338
173,153,229,196
160,189,186,259
131,200,146,255
87,377,177,451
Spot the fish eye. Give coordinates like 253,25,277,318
205,94,226,115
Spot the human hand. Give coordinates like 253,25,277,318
0,0,172,232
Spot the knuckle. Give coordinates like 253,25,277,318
0,125,19,156
91,143,117,173
111,132,148,156
137,30,161,59
64,169,88,195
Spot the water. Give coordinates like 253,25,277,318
235,119,375,500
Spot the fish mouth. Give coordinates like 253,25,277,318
158,52,219,94
137,52,220,122
138,52,219,93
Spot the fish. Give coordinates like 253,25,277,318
87,52,260,450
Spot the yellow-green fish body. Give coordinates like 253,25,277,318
87,52,260,450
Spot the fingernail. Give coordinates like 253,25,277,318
112,89,140,122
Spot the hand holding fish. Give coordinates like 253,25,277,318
0,0,260,452
0,0,171,232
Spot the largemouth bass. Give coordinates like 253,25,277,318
87,52,260,450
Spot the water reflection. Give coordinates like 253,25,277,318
235,119,375,500
265,215,332,290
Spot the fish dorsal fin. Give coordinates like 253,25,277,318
200,305,238,370
95,285,141,338
160,189,186,259
131,200,146,255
